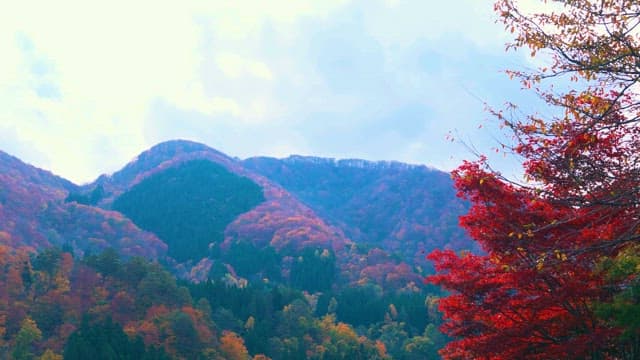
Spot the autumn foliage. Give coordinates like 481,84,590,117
429,0,640,359
429,164,615,358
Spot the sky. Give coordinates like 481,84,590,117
0,0,544,184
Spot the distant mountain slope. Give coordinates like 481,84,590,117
0,140,471,290
0,150,77,194
0,150,166,257
243,155,473,263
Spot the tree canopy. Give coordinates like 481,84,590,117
429,1,640,359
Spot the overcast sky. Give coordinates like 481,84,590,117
0,0,544,184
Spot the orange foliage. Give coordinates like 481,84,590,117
219,331,249,360
375,340,388,357
181,306,214,344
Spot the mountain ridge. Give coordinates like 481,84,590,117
0,148,167,257
254,154,434,171
0,139,471,289
0,149,78,193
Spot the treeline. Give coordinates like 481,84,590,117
0,246,445,359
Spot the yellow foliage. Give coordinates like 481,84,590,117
54,273,70,293
39,349,63,360
334,322,357,340
388,304,398,320
245,316,255,330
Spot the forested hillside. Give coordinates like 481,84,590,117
0,245,447,359
0,140,470,358
243,155,473,264
0,150,166,258
113,160,265,262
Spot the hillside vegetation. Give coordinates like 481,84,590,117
113,160,265,262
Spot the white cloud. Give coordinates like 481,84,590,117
0,0,533,182
216,52,274,80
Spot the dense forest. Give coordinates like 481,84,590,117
112,160,265,262
0,246,446,359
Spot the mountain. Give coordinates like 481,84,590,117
0,150,166,257
0,140,467,358
0,140,472,290
75,141,349,283
243,155,473,264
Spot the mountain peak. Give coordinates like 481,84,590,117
96,140,234,190
145,139,214,153
135,139,233,164
0,148,78,192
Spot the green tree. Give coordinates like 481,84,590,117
12,317,42,360
169,311,202,358
64,316,169,360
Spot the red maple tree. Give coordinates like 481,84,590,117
428,1,640,358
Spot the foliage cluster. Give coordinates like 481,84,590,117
428,1,640,358
0,246,445,359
